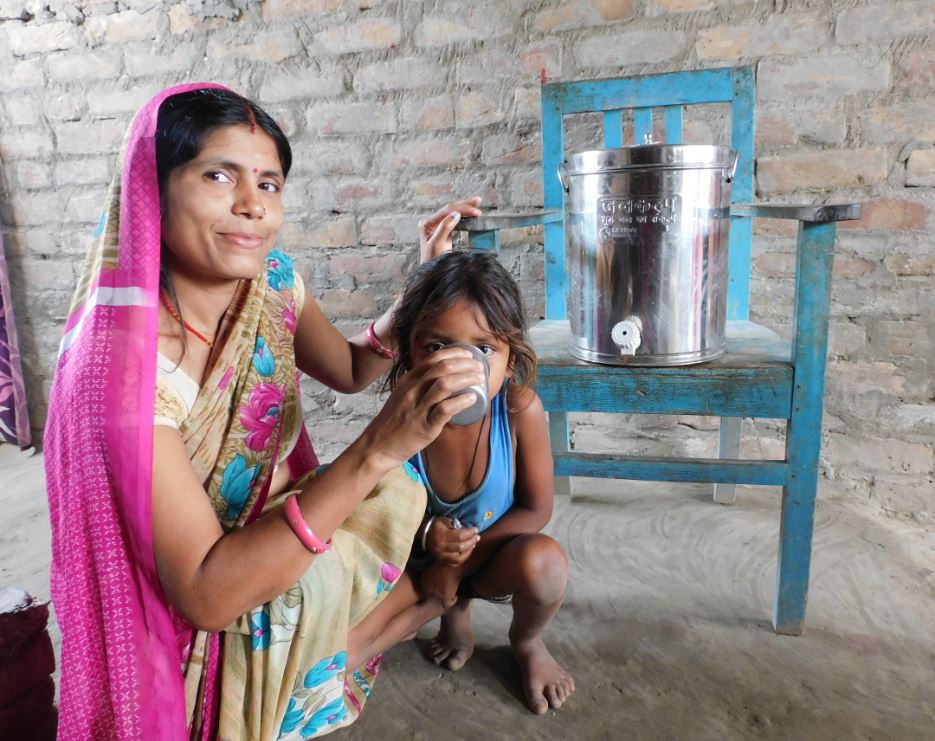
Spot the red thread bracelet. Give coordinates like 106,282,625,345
366,322,398,360
283,494,332,554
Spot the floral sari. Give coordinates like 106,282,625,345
44,83,424,740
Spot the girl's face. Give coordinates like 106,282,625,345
161,124,285,283
411,298,513,401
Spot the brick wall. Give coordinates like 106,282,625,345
0,0,932,521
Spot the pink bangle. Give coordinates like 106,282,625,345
366,322,398,360
283,494,332,554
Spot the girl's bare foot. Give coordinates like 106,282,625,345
512,636,575,715
427,597,474,671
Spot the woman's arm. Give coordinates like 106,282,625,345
153,346,486,632
292,294,395,394
294,197,482,394
152,425,382,632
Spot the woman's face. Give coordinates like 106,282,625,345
410,298,513,402
161,124,285,282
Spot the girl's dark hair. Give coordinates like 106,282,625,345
155,88,291,355
386,250,537,393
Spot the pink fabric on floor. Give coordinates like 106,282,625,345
0,227,31,449
44,83,226,739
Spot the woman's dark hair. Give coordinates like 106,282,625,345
155,88,291,355
155,87,292,195
385,250,537,393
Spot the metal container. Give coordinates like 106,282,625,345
446,342,489,426
561,144,736,366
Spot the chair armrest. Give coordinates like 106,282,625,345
730,203,862,223
454,209,562,232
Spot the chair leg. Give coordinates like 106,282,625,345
713,416,742,504
773,408,823,635
549,412,574,498
773,468,819,635
773,220,837,635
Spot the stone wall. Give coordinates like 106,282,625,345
0,0,932,520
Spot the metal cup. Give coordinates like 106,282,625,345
445,342,489,426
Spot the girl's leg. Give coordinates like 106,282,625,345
468,533,575,715
346,571,444,671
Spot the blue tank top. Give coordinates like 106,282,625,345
409,382,514,533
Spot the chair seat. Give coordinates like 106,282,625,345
531,320,793,419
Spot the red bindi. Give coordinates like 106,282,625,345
252,168,258,173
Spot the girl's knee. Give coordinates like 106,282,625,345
515,535,568,602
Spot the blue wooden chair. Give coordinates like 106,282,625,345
455,67,860,635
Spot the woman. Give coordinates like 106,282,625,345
44,83,485,740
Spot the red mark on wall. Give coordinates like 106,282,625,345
540,67,548,86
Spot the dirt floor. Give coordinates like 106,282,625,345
2,443,933,740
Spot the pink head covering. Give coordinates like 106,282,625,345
44,83,227,739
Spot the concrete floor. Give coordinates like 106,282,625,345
2,442,934,740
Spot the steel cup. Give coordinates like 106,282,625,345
445,342,489,426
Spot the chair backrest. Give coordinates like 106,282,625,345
540,66,755,321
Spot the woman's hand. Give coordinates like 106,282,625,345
359,346,486,472
420,561,461,608
418,196,483,263
427,517,480,566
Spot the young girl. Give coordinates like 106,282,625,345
386,249,575,715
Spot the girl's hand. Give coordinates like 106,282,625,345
427,517,480,566
361,347,486,471
420,561,461,608
418,196,483,263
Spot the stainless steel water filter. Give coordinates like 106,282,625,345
561,144,736,366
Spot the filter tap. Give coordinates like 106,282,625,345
611,316,642,356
